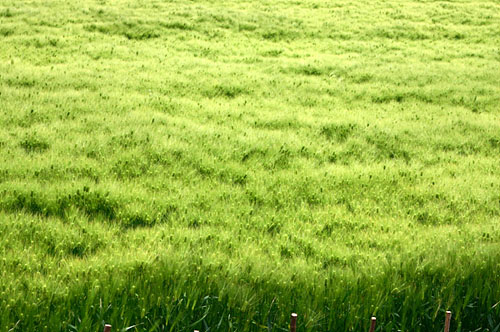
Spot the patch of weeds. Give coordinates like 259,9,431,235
111,157,150,179
160,21,193,30
0,27,14,37
187,217,203,229
240,148,267,163
266,219,282,235
279,244,293,259
322,256,348,269
327,152,338,163
85,22,160,40
295,186,322,206
1,187,116,221
489,137,500,150
8,190,50,216
262,29,297,41
245,189,264,207
238,23,257,31
223,170,248,186
436,141,481,156
371,26,429,41
260,49,283,57
19,134,50,153
62,188,118,221
109,131,150,149
320,123,357,142
17,109,49,128
253,119,299,131
291,236,316,258
336,141,365,164
349,73,373,84
121,212,154,228
157,204,178,223
414,211,440,225
123,27,160,40
317,219,365,237
207,85,246,99
372,93,405,103
48,38,59,47
270,146,291,170
295,65,325,76
366,132,411,162
0,8,14,17
5,77,36,88
444,32,466,40
210,13,234,26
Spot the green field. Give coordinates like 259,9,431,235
1,0,500,331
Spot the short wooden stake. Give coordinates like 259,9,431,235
194,330,200,332
103,324,112,332
369,317,376,332
290,313,297,332
444,311,452,332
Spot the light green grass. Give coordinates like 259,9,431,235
1,0,500,331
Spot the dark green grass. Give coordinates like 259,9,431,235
0,0,500,331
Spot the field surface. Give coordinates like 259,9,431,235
1,0,500,331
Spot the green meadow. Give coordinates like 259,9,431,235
1,0,500,331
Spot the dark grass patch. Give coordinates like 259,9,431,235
238,23,257,31
19,135,50,153
21,37,60,48
262,29,298,41
5,77,37,88
296,65,324,76
120,212,154,228
370,26,430,41
111,157,151,179
13,219,104,258
320,123,357,142
1,189,180,229
372,93,406,104
16,109,50,128
205,84,247,99
218,167,248,186
317,218,368,237
0,8,14,17
260,49,283,57
489,137,500,150
109,131,151,149
0,27,14,37
437,141,482,156
85,22,160,40
1,187,117,221
286,64,331,76
160,21,193,30
239,147,268,163
267,145,292,170
253,119,300,131
365,132,411,162
349,73,373,84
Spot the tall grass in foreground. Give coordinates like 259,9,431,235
1,213,499,332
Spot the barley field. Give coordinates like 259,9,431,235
0,0,499,331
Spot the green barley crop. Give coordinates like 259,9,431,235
0,0,499,331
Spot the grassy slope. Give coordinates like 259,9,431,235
1,0,500,331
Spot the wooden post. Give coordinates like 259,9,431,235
103,324,112,332
369,317,376,332
290,313,297,332
444,311,452,332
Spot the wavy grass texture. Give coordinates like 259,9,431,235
1,0,500,331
